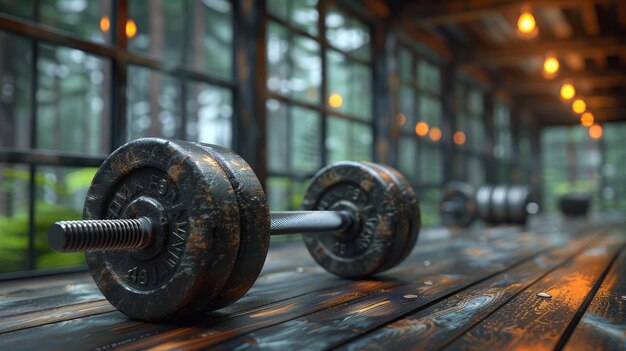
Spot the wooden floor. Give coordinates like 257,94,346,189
0,217,624,350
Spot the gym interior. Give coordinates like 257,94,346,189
0,1,624,350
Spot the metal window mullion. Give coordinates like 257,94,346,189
111,0,128,149
26,0,41,271
179,0,192,140
319,0,328,167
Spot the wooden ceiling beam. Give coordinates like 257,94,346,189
499,70,626,94
401,0,611,26
466,36,626,64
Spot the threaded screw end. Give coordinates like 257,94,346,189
48,217,153,252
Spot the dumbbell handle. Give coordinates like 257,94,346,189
49,210,354,252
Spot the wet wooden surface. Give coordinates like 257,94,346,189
0,218,624,351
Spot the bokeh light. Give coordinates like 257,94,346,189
453,131,466,145
328,93,343,108
572,99,586,114
560,83,575,100
415,122,429,136
429,127,442,142
589,124,603,139
581,112,594,127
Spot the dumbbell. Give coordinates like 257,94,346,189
440,182,538,227
47,138,420,321
439,181,477,227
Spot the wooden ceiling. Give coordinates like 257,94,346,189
379,0,626,126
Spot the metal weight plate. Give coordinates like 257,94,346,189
507,186,525,223
374,163,421,265
364,162,419,270
517,186,532,224
301,161,408,278
476,185,493,223
83,138,241,321
490,185,509,223
440,181,477,227
192,143,270,310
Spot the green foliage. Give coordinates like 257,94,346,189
0,167,94,273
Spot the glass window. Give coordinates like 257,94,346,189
128,1,186,64
267,0,318,35
37,44,111,154
418,93,442,127
126,66,183,140
35,166,95,269
494,101,512,160
185,0,233,78
0,164,30,273
128,0,233,79
266,177,310,211
185,81,232,146
417,60,441,94
541,126,601,213
398,138,417,180
267,101,321,174
419,187,441,227
398,47,413,83
325,6,370,60
0,1,235,276
602,123,626,212
326,50,371,120
267,22,321,104
326,117,372,164
0,1,34,19
265,2,373,215
0,32,32,149
399,86,415,133
40,0,112,44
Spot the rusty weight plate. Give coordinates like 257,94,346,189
301,161,408,278
83,138,241,321
365,162,421,268
192,142,270,310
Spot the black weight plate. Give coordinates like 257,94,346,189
374,163,421,265
517,186,532,224
301,161,406,278
476,185,493,223
440,181,477,227
490,185,508,223
84,138,241,321
363,162,418,270
192,143,270,311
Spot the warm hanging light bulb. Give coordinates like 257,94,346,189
516,7,538,39
543,54,560,78
100,16,110,32
580,112,594,127
328,93,344,108
560,83,575,100
453,131,466,145
429,127,442,142
589,124,603,139
572,99,586,114
415,122,429,136
126,19,137,38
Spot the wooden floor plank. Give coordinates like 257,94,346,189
562,246,626,351
332,228,608,350
0,225,523,336
443,229,626,351
108,228,566,350
207,228,608,351
0,226,531,350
